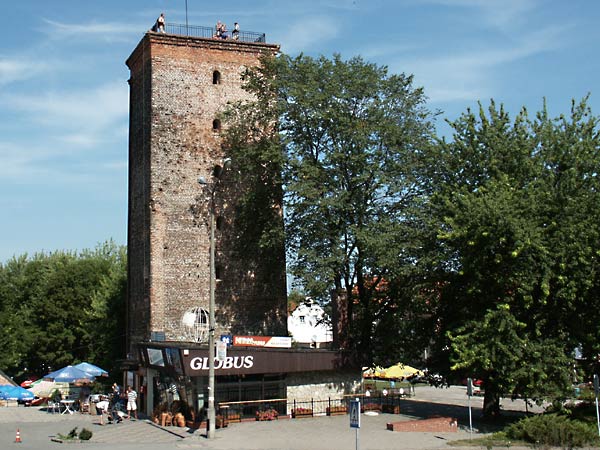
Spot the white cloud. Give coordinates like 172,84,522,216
40,19,145,43
389,24,569,104
0,57,49,86
0,80,129,183
409,0,539,29
5,80,129,147
275,17,341,55
0,138,125,183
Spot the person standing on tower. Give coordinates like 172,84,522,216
232,22,240,40
156,13,166,33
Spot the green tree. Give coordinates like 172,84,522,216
224,53,436,365
424,99,600,417
0,241,126,379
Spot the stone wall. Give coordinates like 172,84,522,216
126,33,287,354
286,370,362,413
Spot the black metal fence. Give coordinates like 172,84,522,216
161,23,266,43
218,393,405,423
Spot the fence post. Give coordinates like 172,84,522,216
311,398,314,416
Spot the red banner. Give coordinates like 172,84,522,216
233,336,292,348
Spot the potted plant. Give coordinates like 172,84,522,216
326,405,347,416
292,407,313,418
256,408,279,421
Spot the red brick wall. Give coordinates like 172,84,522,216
387,416,459,432
126,34,287,353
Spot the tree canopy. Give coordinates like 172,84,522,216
223,53,437,366
423,99,600,416
0,241,126,380
224,51,600,415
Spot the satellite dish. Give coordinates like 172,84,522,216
181,307,209,343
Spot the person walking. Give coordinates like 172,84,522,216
96,396,122,425
126,385,138,420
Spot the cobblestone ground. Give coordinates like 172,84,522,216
0,386,542,450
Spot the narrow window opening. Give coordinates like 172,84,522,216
212,119,221,132
213,70,221,84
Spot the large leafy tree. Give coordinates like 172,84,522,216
424,99,600,417
0,241,126,380
223,53,437,366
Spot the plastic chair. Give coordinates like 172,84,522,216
47,400,60,414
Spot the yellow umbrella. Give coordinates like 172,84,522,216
370,363,423,380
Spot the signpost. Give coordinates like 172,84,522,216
594,374,600,436
350,399,360,450
216,341,227,362
466,378,473,435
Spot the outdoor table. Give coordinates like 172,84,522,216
60,399,75,415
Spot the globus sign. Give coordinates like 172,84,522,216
177,345,339,376
190,355,254,371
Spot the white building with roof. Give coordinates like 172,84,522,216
288,300,333,348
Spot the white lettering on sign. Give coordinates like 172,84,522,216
190,355,254,371
233,336,292,348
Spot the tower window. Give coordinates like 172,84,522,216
212,164,223,177
213,70,222,85
216,216,224,230
212,119,221,132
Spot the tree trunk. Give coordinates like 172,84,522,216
482,389,500,419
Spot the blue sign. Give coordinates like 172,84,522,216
350,400,360,428
220,334,233,346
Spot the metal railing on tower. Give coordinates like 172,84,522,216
158,23,266,43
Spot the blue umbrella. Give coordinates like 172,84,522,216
0,385,35,401
73,362,108,377
44,366,95,383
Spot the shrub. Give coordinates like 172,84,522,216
78,428,93,441
57,427,79,441
505,414,599,448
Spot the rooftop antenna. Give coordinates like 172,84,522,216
185,0,189,35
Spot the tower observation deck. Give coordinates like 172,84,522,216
160,22,266,43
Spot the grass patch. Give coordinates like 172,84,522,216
451,409,600,449
449,430,525,448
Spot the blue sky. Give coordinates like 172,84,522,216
2,0,599,263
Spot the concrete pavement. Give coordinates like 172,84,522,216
0,386,541,450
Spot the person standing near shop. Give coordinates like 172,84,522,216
126,385,138,420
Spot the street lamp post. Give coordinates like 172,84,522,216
198,158,230,439
207,187,217,439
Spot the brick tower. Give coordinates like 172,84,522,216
125,30,287,354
